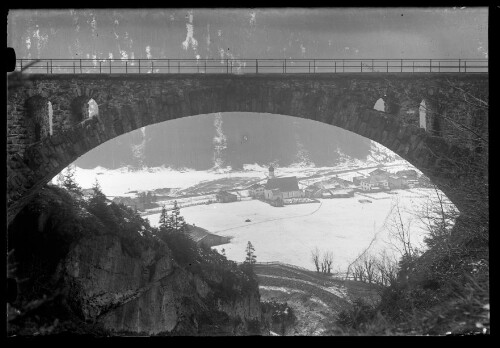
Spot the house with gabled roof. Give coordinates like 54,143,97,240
216,190,238,203
368,168,390,180
263,166,304,201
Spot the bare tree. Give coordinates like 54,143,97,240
361,254,377,284
374,250,399,287
322,251,334,274
387,198,419,261
311,247,320,273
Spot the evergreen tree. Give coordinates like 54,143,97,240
158,205,170,230
245,241,257,264
61,165,82,197
91,178,106,202
169,201,187,232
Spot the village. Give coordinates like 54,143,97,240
108,164,430,213
243,165,425,207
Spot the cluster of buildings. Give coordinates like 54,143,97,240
352,168,419,192
218,165,421,207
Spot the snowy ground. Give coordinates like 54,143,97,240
57,160,452,272
146,188,448,271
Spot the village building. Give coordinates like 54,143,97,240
215,190,238,203
388,175,407,189
264,175,304,199
396,169,418,179
248,183,265,198
352,175,367,186
304,183,321,198
262,166,304,204
396,169,419,187
360,177,389,191
325,176,354,189
368,168,391,181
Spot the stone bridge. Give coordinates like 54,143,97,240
7,73,488,225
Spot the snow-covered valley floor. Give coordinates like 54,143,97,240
145,188,438,271
63,163,452,272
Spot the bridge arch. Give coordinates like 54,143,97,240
7,74,488,224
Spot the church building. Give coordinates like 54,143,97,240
263,165,304,200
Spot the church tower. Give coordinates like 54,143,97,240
269,165,275,178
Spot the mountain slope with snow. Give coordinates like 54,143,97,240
75,112,375,170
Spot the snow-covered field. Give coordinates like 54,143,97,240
57,160,452,272
146,188,446,271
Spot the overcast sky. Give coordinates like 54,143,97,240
8,8,488,61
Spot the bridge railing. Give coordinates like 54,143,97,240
14,58,488,74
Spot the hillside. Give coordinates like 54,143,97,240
254,262,380,335
74,113,374,170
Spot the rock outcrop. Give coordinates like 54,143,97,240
61,234,261,335
7,185,263,336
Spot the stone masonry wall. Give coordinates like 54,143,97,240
6,73,488,223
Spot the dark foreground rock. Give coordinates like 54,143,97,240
7,185,263,336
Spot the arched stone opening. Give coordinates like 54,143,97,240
48,101,53,136
373,98,386,112
25,95,49,142
419,100,427,130
88,99,99,117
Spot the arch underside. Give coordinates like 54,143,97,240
7,74,488,224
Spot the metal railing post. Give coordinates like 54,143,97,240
284,59,286,73
73,61,76,74
126,61,128,73
361,61,363,72
256,59,258,73
20,59,23,72
413,61,415,73
226,59,229,74
309,61,311,73
138,59,141,74
152,60,154,73
401,59,403,72
459,59,461,73
178,61,180,73
372,59,374,72
438,61,440,73
464,60,467,73
314,59,316,73
334,61,336,73
80,59,82,73
205,59,207,73
99,61,102,73
430,59,432,73
387,61,388,72
50,60,53,73
47,61,49,73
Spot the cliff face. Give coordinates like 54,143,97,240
61,234,261,335
7,186,263,336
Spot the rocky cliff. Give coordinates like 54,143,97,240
7,185,263,336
